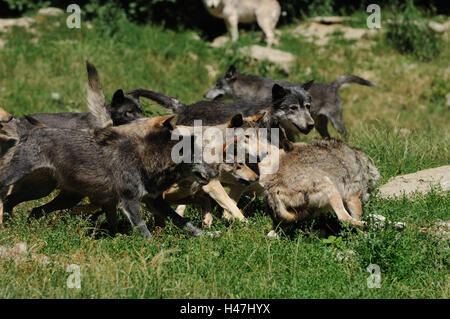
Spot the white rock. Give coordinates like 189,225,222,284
0,17,35,33
239,45,296,73
428,21,447,33
205,64,219,79
210,35,230,48
379,165,450,198
311,16,356,24
0,39,6,50
38,7,64,17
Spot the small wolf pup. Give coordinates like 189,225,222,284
202,0,281,46
204,66,375,138
127,82,315,143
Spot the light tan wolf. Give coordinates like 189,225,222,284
202,0,281,46
226,115,381,236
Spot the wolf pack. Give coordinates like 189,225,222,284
0,61,407,241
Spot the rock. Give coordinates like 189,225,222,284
0,242,52,264
205,64,219,79
0,17,35,33
210,35,230,48
0,39,6,50
446,93,450,108
311,16,356,24
189,52,198,61
0,242,28,261
239,45,296,73
379,165,450,198
290,21,377,46
37,7,64,17
428,21,447,33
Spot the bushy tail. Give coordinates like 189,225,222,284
126,88,187,114
86,61,112,128
330,74,375,90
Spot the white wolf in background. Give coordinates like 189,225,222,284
202,0,281,46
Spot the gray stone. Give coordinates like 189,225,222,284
379,165,450,198
38,7,64,17
239,45,296,73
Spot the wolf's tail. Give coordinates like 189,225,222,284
330,74,375,90
86,61,112,129
126,89,187,114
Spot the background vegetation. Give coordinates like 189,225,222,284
0,2,448,298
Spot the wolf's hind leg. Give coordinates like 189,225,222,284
345,192,364,220
29,192,83,220
324,180,365,228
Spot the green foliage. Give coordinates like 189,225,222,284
385,2,444,61
84,0,128,36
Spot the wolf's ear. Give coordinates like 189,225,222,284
272,84,286,101
228,114,243,128
111,89,125,107
301,80,314,91
162,114,177,130
225,65,239,81
151,114,177,130
251,112,266,123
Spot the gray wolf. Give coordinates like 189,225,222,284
0,62,145,219
0,112,218,239
204,66,375,138
202,0,281,46
127,81,315,143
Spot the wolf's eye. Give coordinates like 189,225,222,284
290,105,299,110
305,103,311,110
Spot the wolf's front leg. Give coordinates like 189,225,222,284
145,196,204,237
120,198,152,239
225,15,239,42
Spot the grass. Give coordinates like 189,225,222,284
0,13,449,298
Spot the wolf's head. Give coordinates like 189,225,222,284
108,89,143,126
203,0,222,9
204,65,238,101
270,83,315,136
